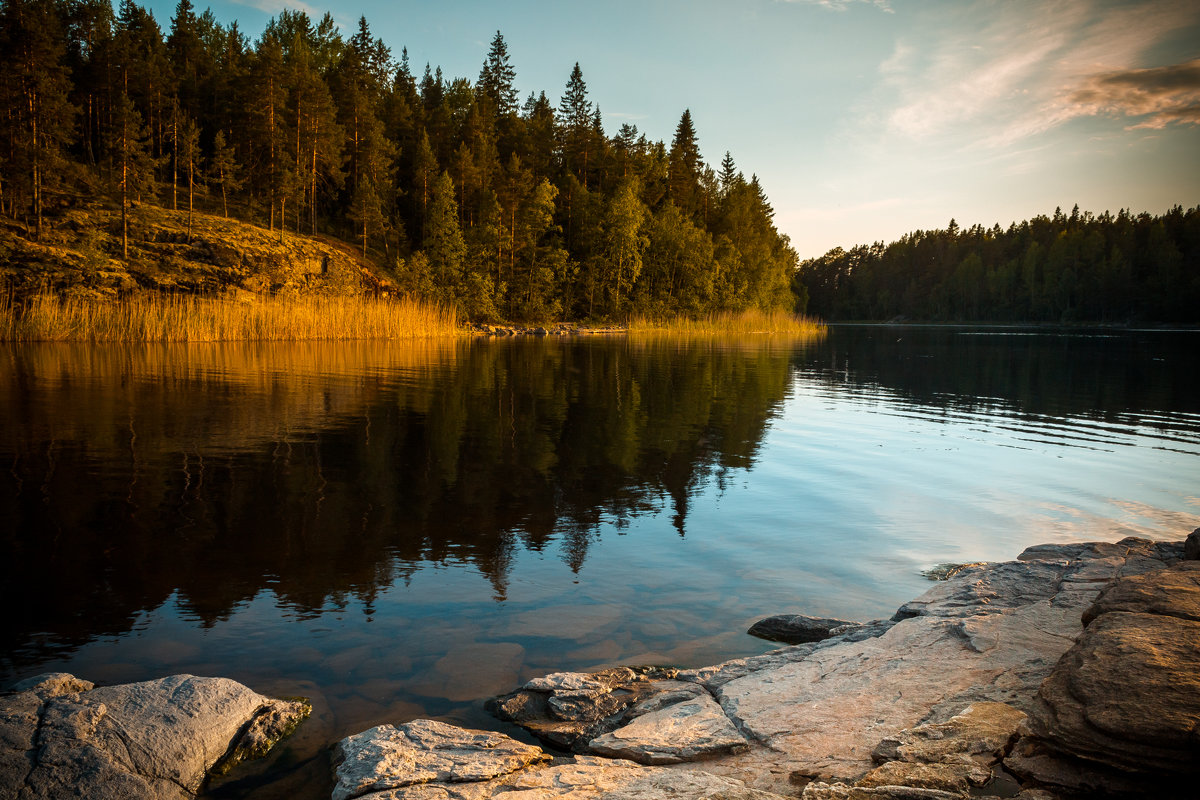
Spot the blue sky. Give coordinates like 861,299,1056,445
144,0,1200,259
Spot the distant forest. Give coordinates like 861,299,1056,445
800,205,1200,324
0,0,800,321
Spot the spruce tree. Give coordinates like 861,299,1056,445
425,171,466,299
558,63,592,187
477,30,517,116
668,108,702,219
718,151,737,194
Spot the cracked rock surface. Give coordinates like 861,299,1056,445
332,534,1190,800
0,673,309,800
1007,555,1200,795
673,536,1182,793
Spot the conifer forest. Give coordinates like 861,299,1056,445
2,0,1196,324
0,0,800,321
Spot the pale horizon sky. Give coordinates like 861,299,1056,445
143,0,1200,260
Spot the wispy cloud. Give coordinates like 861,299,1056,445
1067,58,1200,129
231,0,326,21
877,0,1200,147
779,0,894,11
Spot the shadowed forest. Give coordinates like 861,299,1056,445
0,0,799,321
800,205,1200,324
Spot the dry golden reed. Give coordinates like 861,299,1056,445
0,291,460,342
627,309,825,336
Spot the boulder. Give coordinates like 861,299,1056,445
855,761,975,793
1184,527,1199,560
747,614,860,644
869,702,1026,767
0,673,308,800
486,666,686,752
331,719,548,800
1080,560,1200,625
1014,610,1200,779
588,693,748,765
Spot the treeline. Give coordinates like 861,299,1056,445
0,0,799,321
799,205,1200,323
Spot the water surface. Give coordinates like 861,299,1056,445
1,327,1197,796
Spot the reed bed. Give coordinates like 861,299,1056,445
627,309,825,335
0,291,460,342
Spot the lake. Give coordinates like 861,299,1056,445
2,326,1198,797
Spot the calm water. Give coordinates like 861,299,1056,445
2,327,1198,796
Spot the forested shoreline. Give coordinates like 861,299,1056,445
0,0,799,322
799,205,1200,324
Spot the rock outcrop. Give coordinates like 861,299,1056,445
0,673,309,800
1007,558,1200,795
331,722,786,800
689,537,1181,792
486,666,692,752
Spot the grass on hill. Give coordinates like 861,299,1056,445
0,290,460,342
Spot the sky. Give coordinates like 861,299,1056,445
143,0,1200,260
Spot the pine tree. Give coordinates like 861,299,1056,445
178,114,201,239
668,109,702,218
109,90,156,260
0,0,77,239
412,128,437,241
477,30,517,116
348,175,386,257
167,0,206,121
61,0,115,169
248,32,288,230
558,62,592,187
718,151,737,195
208,129,241,218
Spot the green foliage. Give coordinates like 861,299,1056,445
799,206,1200,323
0,2,800,323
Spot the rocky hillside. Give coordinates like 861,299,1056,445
0,204,395,298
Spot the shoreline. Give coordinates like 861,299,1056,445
3,531,1196,799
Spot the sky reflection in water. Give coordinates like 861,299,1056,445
1,328,1197,793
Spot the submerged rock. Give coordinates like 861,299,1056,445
747,613,860,644
0,673,309,800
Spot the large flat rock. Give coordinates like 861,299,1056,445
332,719,549,800
333,734,786,800
673,537,1181,793
588,693,748,765
0,673,308,800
